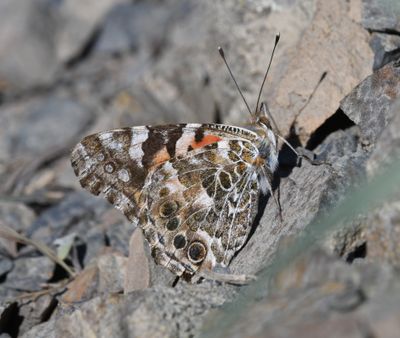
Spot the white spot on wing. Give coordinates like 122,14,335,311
185,123,202,128
72,143,97,178
98,132,124,151
175,128,195,156
129,129,149,166
99,132,113,141
118,168,130,182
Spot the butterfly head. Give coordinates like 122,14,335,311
251,101,279,176
254,102,273,131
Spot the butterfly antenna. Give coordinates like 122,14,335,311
293,71,327,121
255,33,280,115
218,46,253,117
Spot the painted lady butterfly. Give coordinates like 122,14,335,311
71,35,293,284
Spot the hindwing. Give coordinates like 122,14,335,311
139,139,261,276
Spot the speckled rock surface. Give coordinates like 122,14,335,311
0,0,400,337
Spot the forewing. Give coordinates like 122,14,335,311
140,138,261,277
71,123,259,223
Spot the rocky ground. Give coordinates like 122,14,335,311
0,0,400,337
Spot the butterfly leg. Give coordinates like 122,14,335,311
260,166,282,222
276,134,331,167
296,148,332,167
198,268,256,285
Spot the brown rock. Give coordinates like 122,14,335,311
269,0,373,143
97,253,127,294
61,265,99,304
124,228,150,293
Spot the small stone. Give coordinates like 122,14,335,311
4,256,54,292
97,253,127,294
0,0,58,90
370,33,400,70
362,0,400,33
124,228,150,293
0,256,13,277
340,61,400,146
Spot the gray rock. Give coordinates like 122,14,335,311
3,256,54,294
0,334,12,338
94,2,188,56
18,293,58,337
0,0,58,90
370,33,400,70
0,96,92,184
362,0,400,33
0,201,36,234
41,282,234,338
82,226,109,267
360,201,400,268
21,320,56,338
201,251,400,338
97,254,127,294
29,192,109,244
340,60,400,146
367,98,400,176
104,219,135,258
51,0,128,63
0,257,13,278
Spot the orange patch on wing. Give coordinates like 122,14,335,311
191,135,222,149
152,147,170,165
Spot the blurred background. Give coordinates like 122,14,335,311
1,0,400,337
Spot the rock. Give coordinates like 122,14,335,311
3,257,54,294
0,202,36,234
97,253,127,294
51,0,128,63
124,229,150,292
359,201,400,268
104,217,135,258
18,293,58,336
0,202,36,257
24,282,234,338
0,334,12,338
201,251,400,338
362,0,400,33
370,33,400,70
0,257,13,279
0,0,58,91
29,192,109,245
94,2,185,56
367,99,400,176
82,226,109,267
0,96,91,162
61,265,99,304
323,216,367,262
269,0,372,143
340,60,400,147
21,321,56,338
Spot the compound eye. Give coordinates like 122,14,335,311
187,242,207,264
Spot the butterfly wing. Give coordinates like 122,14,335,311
71,123,261,277
139,138,262,277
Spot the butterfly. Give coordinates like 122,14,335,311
71,35,295,284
